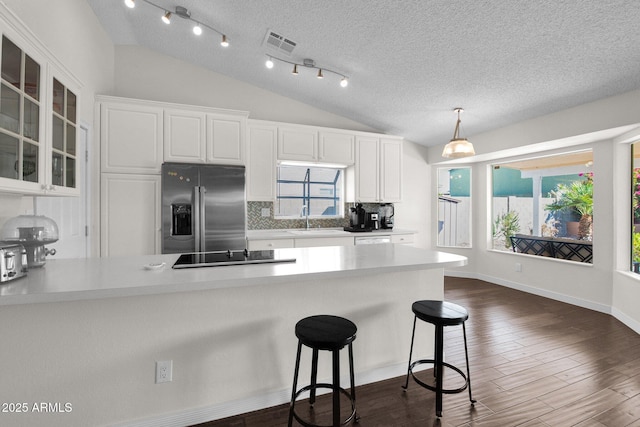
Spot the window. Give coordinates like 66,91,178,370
437,167,472,247
491,151,593,263
0,35,41,183
275,164,344,218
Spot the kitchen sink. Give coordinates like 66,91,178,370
288,229,348,235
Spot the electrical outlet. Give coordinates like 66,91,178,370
261,208,270,217
156,360,172,384
515,262,522,272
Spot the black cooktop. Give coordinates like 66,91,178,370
172,249,296,269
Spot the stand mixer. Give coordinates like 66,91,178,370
0,215,59,268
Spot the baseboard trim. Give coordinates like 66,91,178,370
115,362,411,427
611,307,640,335
445,270,612,314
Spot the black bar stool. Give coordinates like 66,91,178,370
288,315,358,427
402,300,476,417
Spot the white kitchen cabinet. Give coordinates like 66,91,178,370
380,138,403,201
355,136,402,202
293,236,355,248
391,233,414,245
164,109,246,165
206,113,246,165
318,131,355,165
247,238,294,251
100,173,161,257
100,99,163,174
277,126,318,161
0,28,81,196
355,136,380,202
247,122,277,201
163,109,206,163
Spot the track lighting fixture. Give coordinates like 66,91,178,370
442,108,475,159
126,1,229,47
264,55,349,88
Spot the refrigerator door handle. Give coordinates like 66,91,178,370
194,186,202,252
199,186,207,252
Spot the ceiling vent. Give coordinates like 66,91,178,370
264,30,297,56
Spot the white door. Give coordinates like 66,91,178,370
34,125,89,258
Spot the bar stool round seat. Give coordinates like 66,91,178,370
402,300,476,418
288,315,358,427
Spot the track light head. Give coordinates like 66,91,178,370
292,64,299,75
162,11,171,24
124,0,135,8
220,35,229,47
193,23,202,35
266,57,274,69
317,69,324,79
340,77,348,88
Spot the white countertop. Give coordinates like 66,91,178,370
247,227,416,240
0,244,465,306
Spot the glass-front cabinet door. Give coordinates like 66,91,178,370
0,28,80,196
0,35,41,187
51,78,77,189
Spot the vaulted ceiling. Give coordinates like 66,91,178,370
87,0,640,147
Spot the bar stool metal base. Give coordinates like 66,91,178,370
290,382,357,427
407,359,470,395
288,315,358,427
402,301,476,418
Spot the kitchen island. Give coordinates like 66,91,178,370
0,245,465,427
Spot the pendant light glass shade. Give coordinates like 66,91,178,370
442,108,475,158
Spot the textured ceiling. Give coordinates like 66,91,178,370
86,0,640,147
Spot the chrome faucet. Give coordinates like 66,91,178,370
300,204,310,230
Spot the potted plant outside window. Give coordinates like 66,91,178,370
545,173,593,240
492,210,520,249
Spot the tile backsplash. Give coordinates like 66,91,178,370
247,201,382,230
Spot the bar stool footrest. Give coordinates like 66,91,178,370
408,359,469,394
290,383,357,427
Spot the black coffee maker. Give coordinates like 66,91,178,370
378,203,394,229
345,203,368,231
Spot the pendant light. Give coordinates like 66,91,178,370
442,108,475,159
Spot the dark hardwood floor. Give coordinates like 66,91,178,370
193,277,640,427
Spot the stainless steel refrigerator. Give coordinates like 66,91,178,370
161,163,246,254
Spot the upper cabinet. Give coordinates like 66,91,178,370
318,131,355,165
206,112,245,165
100,100,164,174
98,96,249,174
247,121,276,201
0,24,82,196
277,126,317,161
163,107,247,165
355,136,402,202
163,109,206,163
276,124,355,165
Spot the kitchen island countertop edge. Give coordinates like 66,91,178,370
0,244,467,306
